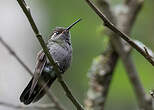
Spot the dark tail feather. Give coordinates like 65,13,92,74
33,76,56,103
20,73,57,105
20,78,35,105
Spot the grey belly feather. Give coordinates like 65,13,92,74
48,41,72,72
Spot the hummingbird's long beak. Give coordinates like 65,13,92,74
66,18,82,31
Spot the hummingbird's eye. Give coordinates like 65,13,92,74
55,31,60,35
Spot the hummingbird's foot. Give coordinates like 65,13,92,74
54,61,64,73
55,61,60,66
59,68,65,73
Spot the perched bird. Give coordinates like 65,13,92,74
20,19,81,105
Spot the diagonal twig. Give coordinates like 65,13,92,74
123,0,144,33
0,36,64,110
86,0,152,110
85,0,118,109
85,49,118,110
16,0,84,109
85,0,154,66
0,37,33,76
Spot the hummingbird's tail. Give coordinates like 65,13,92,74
20,71,57,105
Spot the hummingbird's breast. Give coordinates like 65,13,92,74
47,41,72,72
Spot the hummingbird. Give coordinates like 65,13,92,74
20,19,81,105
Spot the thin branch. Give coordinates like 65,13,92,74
95,0,115,23
16,0,84,109
0,36,64,110
84,0,143,109
85,0,154,66
85,0,153,110
144,47,153,59
112,2,153,110
43,91,65,110
85,0,118,109
123,0,144,34
0,37,33,76
111,2,153,110
85,49,118,110
0,101,55,110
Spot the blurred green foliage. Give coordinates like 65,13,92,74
30,0,154,110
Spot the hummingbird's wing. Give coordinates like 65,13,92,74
20,56,57,104
29,50,46,98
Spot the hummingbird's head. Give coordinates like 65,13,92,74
50,19,82,44
51,27,70,43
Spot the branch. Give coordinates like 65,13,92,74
84,0,142,109
85,0,119,109
95,0,115,23
85,0,154,66
0,36,64,110
16,0,84,109
85,48,118,110
112,1,153,110
85,0,153,110
0,101,55,110
0,37,33,76
123,0,144,34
